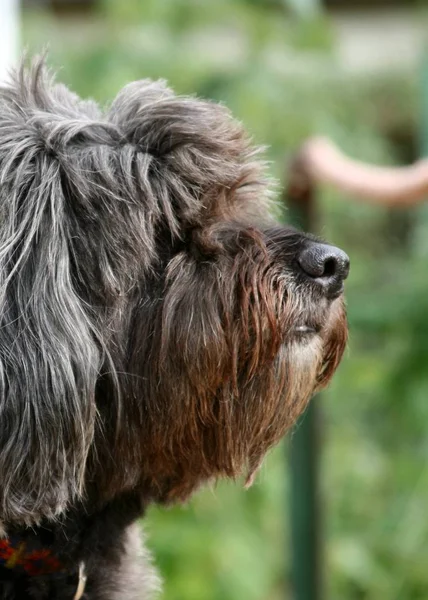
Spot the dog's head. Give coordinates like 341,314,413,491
0,60,348,525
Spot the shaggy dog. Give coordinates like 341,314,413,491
0,60,349,599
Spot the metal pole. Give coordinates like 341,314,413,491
0,0,20,83
422,53,428,157
413,52,428,244
285,158,322,600
289,401,322,600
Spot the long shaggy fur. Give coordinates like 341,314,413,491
0,59,347,599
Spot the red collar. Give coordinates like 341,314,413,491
0,535,64,576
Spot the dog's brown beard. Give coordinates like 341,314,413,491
99,229,349,506
129,302,347,504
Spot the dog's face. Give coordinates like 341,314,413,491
0,60,348,526
126,226,348,503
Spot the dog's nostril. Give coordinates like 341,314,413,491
297,243,350,297
322,257,337,278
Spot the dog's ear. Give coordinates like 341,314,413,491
108,80,271,231
0,60,102,525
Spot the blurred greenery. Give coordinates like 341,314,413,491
22,0,428,598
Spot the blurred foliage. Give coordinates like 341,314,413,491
22,0,428,599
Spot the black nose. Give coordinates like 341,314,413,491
297,242,350,299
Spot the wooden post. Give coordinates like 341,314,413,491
0,0,20,84
285,157,322,600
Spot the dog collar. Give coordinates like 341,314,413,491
0,536,86,599
0,535,63,576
